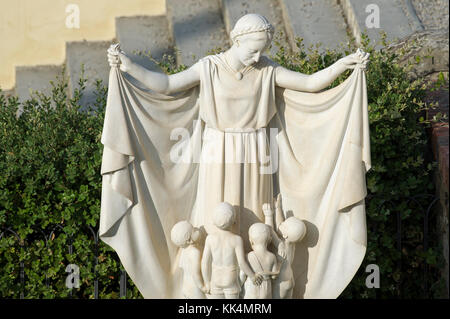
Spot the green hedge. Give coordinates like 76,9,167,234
0,34,447,298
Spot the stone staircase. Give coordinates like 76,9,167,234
3,0,430,104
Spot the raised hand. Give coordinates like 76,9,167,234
262,202,273,217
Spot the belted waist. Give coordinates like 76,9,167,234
205,126,259,133
224,127,257,133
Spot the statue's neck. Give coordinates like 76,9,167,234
224,47,246,73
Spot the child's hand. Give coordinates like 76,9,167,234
201,285,209,294
203,283,210,294
262,203,273,216
252,273,264,286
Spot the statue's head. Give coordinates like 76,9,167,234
279,217,306,243
249,223,271,248
230,13,274,66
213,202,236,230
170,221,201,248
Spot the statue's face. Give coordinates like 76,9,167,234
235,31,269,66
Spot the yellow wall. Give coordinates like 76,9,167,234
0,0,165,90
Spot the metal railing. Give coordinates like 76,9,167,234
0,193,442,298
0,224,127,299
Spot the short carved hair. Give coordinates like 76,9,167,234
171,221,194,247
249,223,271,247
213,202,236,230
280,217,306,242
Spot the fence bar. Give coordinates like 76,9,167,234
19,261,24,299
396,209,402,298
120,269,127,298
87,226,99,299
423,197,440,298
0,192,442,298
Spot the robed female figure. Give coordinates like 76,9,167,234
101,13,371,298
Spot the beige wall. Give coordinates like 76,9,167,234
0,0,165,90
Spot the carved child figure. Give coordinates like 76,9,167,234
263,195,306,299
243,223,279,299
201,202,263,299
171,221,207,299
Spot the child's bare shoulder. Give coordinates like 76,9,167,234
230,233,244,245
204,234,214,246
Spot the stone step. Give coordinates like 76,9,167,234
166,0,229,66
220,0,291,56
66,40,114,106
0,88,15,98
280,0,349,52
341,0,423,47
115,15,173,72
15,65,64,102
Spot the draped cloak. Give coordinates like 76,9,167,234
99,53,371,299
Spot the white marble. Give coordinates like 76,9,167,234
101,13,371,299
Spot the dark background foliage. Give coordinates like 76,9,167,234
0,34,447,298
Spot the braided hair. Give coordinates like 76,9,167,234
230,14,274,50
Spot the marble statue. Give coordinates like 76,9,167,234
201,202,263,299
243,222,279,299
264,195,307,298
170,221,207,298
100,13,371,299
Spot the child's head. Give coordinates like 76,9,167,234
213,202,236,230
171,221,201,248
249,223,271,248
279,217,306,243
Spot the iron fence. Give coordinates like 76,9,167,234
0,193,442,298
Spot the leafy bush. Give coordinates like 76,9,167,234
0,70,141,298
0,33,447,298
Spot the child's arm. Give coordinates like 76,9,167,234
270,254,279,280
262,203,274,228
201,237,212,293
275,193,285,233
235,237,263,285
263,201,286,259
189,248,206,293
269,228,286,259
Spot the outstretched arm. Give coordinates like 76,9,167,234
275,49,370,92
262,203,275,228
263,200,286,258
274,193,285,233
107,44,200,95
